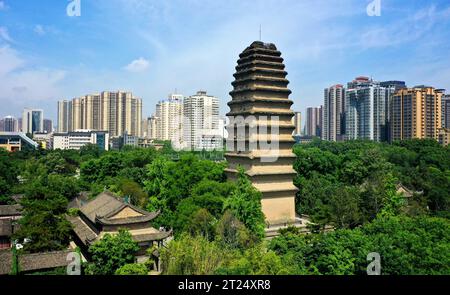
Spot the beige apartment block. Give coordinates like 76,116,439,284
58,91,142,137
155,94,184,144
390,86,443,141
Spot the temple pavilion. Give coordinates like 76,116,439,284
68,191,172,260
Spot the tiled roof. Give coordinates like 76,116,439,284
96,212,159,226
11,195,24,203
0,219,12,236
0,204,22,217
0,249,72,275
0,250,13,275
80,191,124,224
80,191,159,225
67,215,98,246
133,230,173,243
19,250,72,272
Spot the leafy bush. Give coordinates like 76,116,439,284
115,263,148,275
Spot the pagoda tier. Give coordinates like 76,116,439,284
225,41,298,226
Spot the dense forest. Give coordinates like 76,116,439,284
0,138,448,275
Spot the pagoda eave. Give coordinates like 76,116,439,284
226,110,294,116
228,98,293,106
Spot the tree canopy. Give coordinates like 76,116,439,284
86,230,140,275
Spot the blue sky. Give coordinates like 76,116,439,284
1,0,450,123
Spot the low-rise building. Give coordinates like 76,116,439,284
53,130,109,151
33,132,53,150
293,135,316,145
110,135,166,150
0,132,38,152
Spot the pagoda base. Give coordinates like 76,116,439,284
264,215,312,239
261,194,296,225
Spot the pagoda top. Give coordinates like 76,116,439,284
245,41,277,51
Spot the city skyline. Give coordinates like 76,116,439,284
1,0,450,125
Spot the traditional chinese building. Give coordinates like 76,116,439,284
0,204,22,249
68,191,172,260
226,41,306,231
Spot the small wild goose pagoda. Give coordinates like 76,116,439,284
225,41,310,236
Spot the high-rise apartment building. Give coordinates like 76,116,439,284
1,116,18,132
323,84,345,141
58,91,142,137
183,91,221,150
442,94,450,129
142,115,158,140
57,100,73,132
292,112,302,136
43,119,53,133
22,108,44,135
305,106,322,137
148,116,158,140
390,86,443,141
345,77,395,142
155,94,183,146
381,81,407,141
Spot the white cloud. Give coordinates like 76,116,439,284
0,46,25,76
34,25,46,36
0,26,12,42
359,5,443,49
33,25,60,36
0,45,66,117
124,57,150,72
